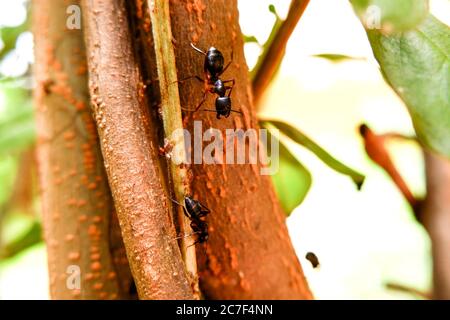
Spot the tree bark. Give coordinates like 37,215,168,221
168,0,312,299
80,0,194,299
33,0,133,299
421,152,450,299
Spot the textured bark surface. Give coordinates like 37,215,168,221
33,0,133,299
169,0,312,299
81,0,194,299
421,152,450,299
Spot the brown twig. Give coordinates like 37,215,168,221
359,124,419,212
251,0,310,107
385,282,431,299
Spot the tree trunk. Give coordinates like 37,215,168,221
168,0,312,299
33,0,133,299
80,0,194,299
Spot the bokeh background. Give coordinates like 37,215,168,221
0,0,449,299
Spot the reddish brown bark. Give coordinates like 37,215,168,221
33,0,133,299
80,0,194,299
168,0,312,299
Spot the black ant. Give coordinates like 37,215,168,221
171,196,210,246
178,43,242,119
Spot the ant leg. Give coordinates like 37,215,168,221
181,91,208,112
218,49,234,76
186,240,199,248
190,43,207,55
173,231,200,241
222,79,235,85
175,75,203,85
170,198,191,219
199,203,211,214
170,198,183,206
222,79,235,97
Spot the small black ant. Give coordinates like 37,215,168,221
178,43,242,119
171,196,210,246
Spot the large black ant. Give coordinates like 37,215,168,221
179,43,242,119
171,196,210,246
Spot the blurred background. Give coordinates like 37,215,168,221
0,0,448,299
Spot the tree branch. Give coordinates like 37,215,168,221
169,0,312,299
421,151,450,299
33,0,133,299
251,0,310,107
81,0,194,299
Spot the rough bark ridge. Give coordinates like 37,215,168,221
81,0,194,299
169,0,312,299
33,0,133,299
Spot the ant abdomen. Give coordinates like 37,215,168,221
215,96,232,119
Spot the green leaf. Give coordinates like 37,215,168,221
243,34,260,45
0,221,42,259
268,4,279,18
367,15,450,158
0,13,30,61
313,53,365,63
350,0,429,32
0,87,35,155
263,125,312,215
263,120,365,189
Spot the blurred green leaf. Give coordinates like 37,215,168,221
0,221,42,259
350,0,429,32
367,15,450,158
264,124,312,215
263,120,365,189
313,53,365,63
0,17,30,61
0,86,35,156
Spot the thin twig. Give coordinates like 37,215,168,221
147,0,199,298
385,282,431,299
359,124,419,213
251,0,310,107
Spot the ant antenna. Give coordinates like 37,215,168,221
190,43,207,55
170,198,183,207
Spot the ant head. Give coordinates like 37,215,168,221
184,196,203,216
215,96,231,119
205,47,225,76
